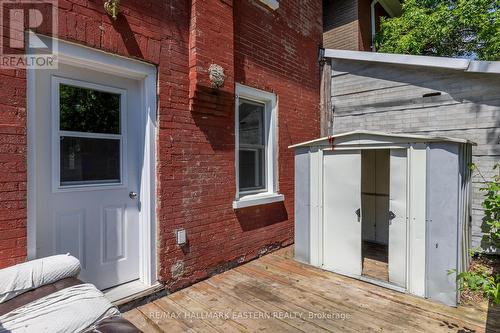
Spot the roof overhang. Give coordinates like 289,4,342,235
323,49,500,75
289,130,476,149
379,0,402,18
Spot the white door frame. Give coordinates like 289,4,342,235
27,36,158,286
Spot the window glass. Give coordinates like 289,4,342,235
239,149,265,190
60,137,120,186
238,98,266,192
239,100,264,145
60,84,120,134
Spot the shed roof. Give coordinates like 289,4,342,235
323,49,500,75
288,130,476,149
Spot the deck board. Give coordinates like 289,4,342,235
362,241,389,282
125,246,497,332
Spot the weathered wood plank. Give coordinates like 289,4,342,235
137,302,193,333
218,266,400,332
206,270,351,332
125,246,493,333
167,289,247,333
153,296,221,333
261,249,488,330
122,308,163,333
182,281,303,332
239,261,433,332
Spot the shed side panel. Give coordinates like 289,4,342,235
294,148,311,263
426,143,460,306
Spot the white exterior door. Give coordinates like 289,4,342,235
323,150,362,276
34,63,142,290
388,149,408,288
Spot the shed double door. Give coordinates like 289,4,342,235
323,149,407,288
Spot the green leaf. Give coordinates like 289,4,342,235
376,0,500,61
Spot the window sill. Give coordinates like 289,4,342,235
232,193,284,209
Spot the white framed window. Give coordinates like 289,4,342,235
233,84,283,209
51,76,127,192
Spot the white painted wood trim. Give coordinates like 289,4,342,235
27,67,37,260
27,36,158,286
104,280,163,305
234,83,279,208
139,67,158,286
232,193,284,209
42,35,156,79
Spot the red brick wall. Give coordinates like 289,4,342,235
0,0,322,293
162,0,322,290
0,66,26,267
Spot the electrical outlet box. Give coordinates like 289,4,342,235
176,229,187,245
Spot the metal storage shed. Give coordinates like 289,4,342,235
290,130,474,306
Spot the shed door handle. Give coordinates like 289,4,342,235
355,208,361,222
389,211,396,220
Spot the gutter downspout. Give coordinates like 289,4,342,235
371,0,379,51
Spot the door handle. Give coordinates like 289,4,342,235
129,191,138,199
355,208,361,222
389,211,396,220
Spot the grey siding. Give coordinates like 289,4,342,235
330,59,500,250
426,143,460,306
294,148,311,262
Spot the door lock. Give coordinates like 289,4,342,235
129,191,138,199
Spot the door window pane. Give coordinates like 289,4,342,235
60,136,120,186
239,149,265,190
239,100,264,145
60,84,120,134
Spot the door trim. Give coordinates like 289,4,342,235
27,35,158,286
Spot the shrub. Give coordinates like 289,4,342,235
455,163,500,304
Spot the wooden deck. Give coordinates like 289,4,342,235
362,241,389,282
124,247,498,332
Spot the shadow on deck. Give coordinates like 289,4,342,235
124,246,498,332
